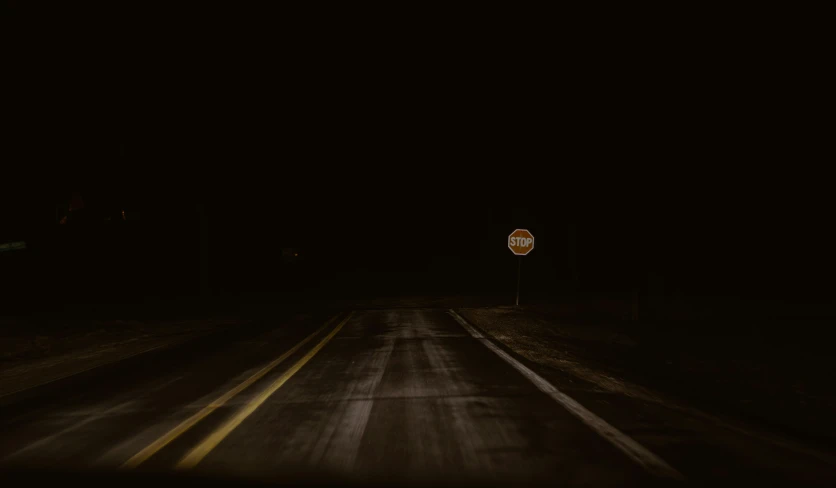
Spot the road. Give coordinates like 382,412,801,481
0,308,832,486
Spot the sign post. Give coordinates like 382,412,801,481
508,229,535,307
516,255,522,306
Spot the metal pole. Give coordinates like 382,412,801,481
516,256,521,307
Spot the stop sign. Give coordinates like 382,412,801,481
508,229,535,256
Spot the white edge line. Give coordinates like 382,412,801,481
448,309,684,481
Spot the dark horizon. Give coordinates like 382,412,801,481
4,61,834,310
5,176,835,316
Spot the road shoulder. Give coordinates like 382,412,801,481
0,318,238,399
455,306,836,485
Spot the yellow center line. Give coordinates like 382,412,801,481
176,311,355,470
120,313,343,469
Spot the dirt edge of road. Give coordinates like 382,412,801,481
455,306,836,461
0,318,242,399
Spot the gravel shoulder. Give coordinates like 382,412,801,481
0,318,238,397
456,306,836,449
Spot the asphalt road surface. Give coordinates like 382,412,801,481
0,309,831,487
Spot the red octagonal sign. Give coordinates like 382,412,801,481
508,229,535,256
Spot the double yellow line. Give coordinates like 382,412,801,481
122,311,353,470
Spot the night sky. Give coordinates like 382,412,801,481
4,4,832,313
